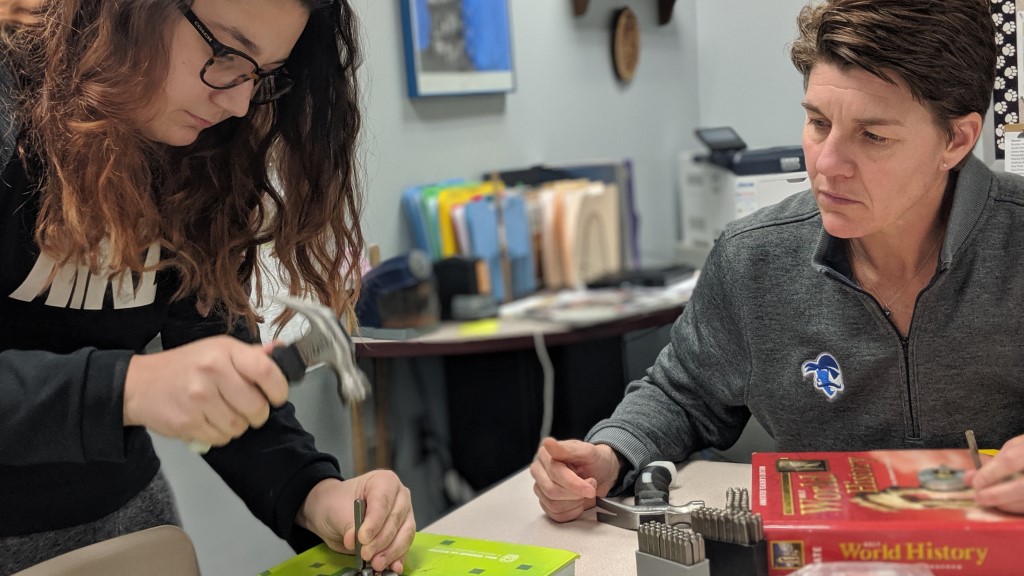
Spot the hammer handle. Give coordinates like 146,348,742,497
634,461,676,506
271,344,307,384
188,347,303,455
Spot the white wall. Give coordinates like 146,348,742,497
353,0,818,264
353,0,700,266
694,0,808,149
693,0,996,163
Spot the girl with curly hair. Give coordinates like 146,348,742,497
0,0,414,572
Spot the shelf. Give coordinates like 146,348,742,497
572,0,676,25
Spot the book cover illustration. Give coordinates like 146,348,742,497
752,450,1024,576
262,532,578,576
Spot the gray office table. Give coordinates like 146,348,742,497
424,460,751,575
351,301,686,476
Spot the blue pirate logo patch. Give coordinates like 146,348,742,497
801,352,845,400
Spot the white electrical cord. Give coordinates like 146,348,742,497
533,331,555,440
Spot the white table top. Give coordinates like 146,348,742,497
424,460,751,576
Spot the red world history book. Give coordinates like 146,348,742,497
751,449,1024,576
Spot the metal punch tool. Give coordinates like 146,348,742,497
341,498,401,576
342,499,380,576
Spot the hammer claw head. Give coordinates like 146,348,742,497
596,511,639,530
596,497,643,530
271,294,370,404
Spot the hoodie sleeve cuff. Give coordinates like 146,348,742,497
587,425,654,496
275,459,344,551
81,349,134,462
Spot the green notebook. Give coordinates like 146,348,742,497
261,532,579,576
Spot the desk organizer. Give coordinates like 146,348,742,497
705,539,768,576
637,550,710,576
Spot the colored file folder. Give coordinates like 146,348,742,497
403,180,536,302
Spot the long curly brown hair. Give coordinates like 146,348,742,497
0,0,364,331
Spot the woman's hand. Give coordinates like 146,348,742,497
123,335,288,448
968,434,1024,514
529,437,622,522
296,472,416,574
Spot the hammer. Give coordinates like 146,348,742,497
188,294,371,453
596,461,705,530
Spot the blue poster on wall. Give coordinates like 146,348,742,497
400,0,516,97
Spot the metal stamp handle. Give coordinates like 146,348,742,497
354,498,366,570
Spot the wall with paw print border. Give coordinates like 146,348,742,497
992,0,1021,160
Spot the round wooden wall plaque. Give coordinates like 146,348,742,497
612,7,640,83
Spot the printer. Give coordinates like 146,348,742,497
676,127,809,266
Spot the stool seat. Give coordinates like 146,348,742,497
13,525,200,576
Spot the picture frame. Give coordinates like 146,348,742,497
399,0,516,98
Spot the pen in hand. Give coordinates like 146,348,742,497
966,426,1024,502
966,429,982,471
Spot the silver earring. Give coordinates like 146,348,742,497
943,162,949,169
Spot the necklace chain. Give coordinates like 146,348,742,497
848,235,942,318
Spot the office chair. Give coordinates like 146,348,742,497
12,525,200,576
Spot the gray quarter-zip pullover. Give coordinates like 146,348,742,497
589,155,1024,493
